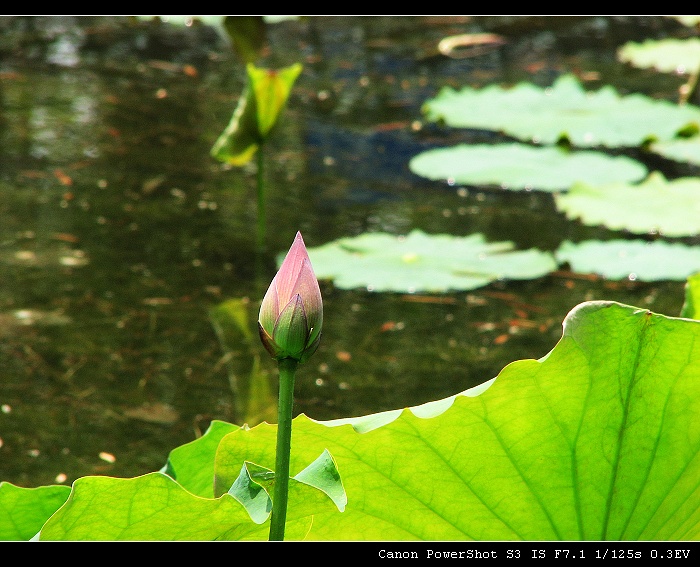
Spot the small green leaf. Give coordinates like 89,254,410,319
228,462,274,524
210,63,302,166
294,449,347,513
248,63,302,137
210,84,260,166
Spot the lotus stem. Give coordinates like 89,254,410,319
269,357,297,541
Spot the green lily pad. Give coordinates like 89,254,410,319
553,172,700,237
409,143,647,191
422,73,700,147
305,230,557,293
555,239,700,281
617,38,700,74
650,136,700,166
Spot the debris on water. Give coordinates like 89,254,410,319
122,402,180,425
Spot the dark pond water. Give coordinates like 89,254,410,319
0,16,695,487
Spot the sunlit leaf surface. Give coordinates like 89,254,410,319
554,172,700,236
0,483,70,541
422,74,700,147
409,143,647,191
650,136,700,166
303,229,558,292
555,240,700,281
617,38,700,74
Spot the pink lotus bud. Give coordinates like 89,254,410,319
258,232,323,363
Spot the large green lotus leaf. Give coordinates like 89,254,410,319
617,38,700,74
408,143,647,191
555,240,700,281
27,302,700,540
0,483,71,540
650,136,700,166
303,229,558,292
160,420,240,498
553,172,700,237
37,471,340,541
212,301,700,540
422,74,700,147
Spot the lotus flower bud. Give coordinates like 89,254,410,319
258,232,323,363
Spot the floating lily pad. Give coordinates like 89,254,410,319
408,143,647,191
422,74,700,147
649,136,700,166
553,172,700,237
305,230,557,293
617,38,700,74
555,239,700,281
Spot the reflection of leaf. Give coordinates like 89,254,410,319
223,16,266,64
209,298,277,427
422,74,700,147
210,298,254,343
554,172,700,236
555,240,700,281
409,143,646,191
304,230,557,293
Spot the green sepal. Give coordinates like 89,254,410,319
272,295,309,360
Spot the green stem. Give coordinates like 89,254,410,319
269,357,298,541
256,144,266,253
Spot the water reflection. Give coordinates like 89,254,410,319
0,16,690,487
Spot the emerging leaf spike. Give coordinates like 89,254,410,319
258,232,323,363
